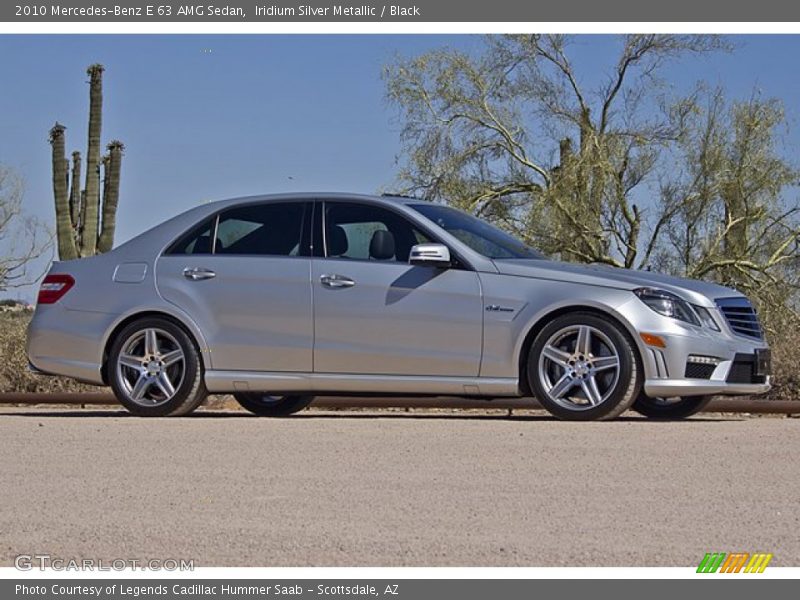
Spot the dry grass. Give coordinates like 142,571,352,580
766,321,800,402
2,313,797,400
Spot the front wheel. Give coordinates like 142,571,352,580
632,394,713,419
528,312,642,421
233,393,314,417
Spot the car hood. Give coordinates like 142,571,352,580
492,259,740,304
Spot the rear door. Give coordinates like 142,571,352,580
311,200,483,376
156,201,313,372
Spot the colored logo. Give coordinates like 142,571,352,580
697,552,773,573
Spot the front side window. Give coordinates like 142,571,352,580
409,203,543,260
324,202,431,262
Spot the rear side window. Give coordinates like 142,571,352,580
168,218,216,255
166,202,307,257
216,203,305,256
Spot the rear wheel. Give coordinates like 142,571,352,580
528,312,642,421
108,317,207,416
632,394,713,419
233,393,314,417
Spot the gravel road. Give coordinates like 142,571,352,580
0,407,797,567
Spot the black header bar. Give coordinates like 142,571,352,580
4,0,800,22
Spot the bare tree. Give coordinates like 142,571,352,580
0,165,53,291
657,89,800,328
385,34,727,267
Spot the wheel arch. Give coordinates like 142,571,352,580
100,308,209,385
515,303,643,396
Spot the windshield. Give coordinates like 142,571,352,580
410,203,544,260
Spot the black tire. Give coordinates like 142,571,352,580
233,393,314,417
527,312,642,421
632,394,713,419
108,317,207,417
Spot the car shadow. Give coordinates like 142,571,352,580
0,409,744,422
385,267,443,305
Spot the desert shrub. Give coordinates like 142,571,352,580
765,322,800,402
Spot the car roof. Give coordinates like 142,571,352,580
195,192,424,212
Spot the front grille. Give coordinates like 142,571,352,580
684,362,716,379
715,297,763,340
726,353,767,384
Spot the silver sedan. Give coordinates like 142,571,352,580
27,193,771,420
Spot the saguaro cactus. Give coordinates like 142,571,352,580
49,64,124,260
98,140,123,253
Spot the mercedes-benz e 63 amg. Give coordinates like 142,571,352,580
27,193,771,420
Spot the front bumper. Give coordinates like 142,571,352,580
641,337,770,397
620,298,772,399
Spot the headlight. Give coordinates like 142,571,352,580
633,288,700,326
693,305,720,331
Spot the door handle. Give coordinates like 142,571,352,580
320,274,355,288
183,267,216,281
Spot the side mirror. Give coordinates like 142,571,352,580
409,243,451,268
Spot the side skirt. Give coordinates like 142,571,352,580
204,371,519,397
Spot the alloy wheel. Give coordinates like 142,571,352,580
115,328,186,406
537,324,621,411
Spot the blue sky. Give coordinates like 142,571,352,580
1,35,799,298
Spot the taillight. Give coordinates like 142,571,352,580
37,274,75,305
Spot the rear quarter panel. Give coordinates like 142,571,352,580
27,226,214,382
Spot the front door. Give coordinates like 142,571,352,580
156,200,313,372
312,200,483,376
